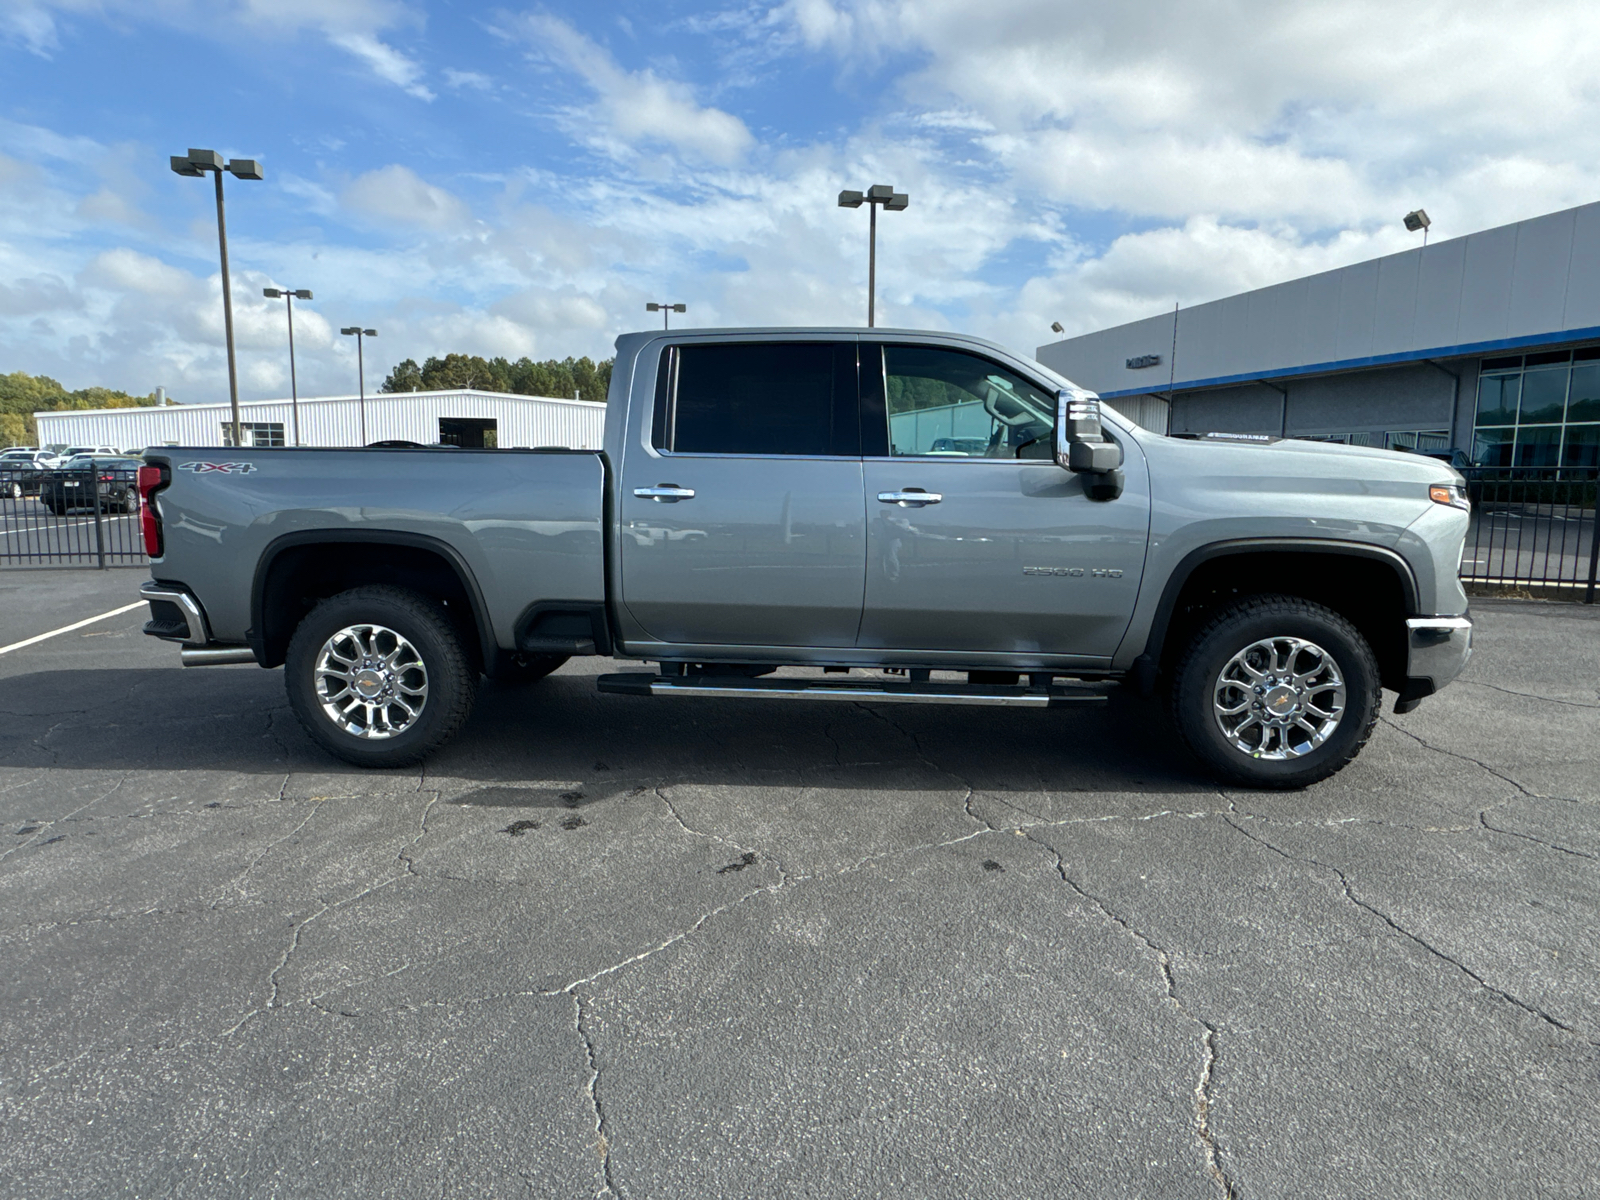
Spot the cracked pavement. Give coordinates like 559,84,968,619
1,571,1597,1198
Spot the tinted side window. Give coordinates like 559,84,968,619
662,342,850,456
880,345,1055,458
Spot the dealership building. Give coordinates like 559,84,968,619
1038,200,1600,467
34,389,605,453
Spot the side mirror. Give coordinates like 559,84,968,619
1055,389,1124,500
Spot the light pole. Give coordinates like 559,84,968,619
645,301,686,330
1404,208,1432,247
837,184,909,327
170,148,263,448
263,287,312,445
340,327,378,446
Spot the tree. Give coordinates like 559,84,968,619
381,359,425,393
380,353,613,403
0,370,158,445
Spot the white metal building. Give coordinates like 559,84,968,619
34,389,607,453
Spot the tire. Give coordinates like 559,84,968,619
7,481,19,501
285,585,478,768
1169,593,1380,789
491,652,569,684
122,490,139,514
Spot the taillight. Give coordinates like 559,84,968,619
138,465,167,557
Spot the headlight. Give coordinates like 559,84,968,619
1429,483,1470,511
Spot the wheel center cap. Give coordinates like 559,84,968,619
1265,685,1298,714
354,668,386,699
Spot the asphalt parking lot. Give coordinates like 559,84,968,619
1,570,1597,1199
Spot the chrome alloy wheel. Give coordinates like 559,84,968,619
314,623,429,739
1212,636,1346,760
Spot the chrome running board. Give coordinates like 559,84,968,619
596,673,1110,708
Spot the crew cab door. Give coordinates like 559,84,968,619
856,343,1150,659
618,339,866,649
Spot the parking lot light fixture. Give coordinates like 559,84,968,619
264,288,313,446
340,327,378,445
170,148,263,447
1404,208,1432,246
838,183,909,327
1051,321,1064,334
645,301,687,330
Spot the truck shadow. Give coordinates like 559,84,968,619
0,664,1213,796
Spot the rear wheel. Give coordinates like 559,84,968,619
1170,594,1379,789
285,585,478,768
7,481,19,500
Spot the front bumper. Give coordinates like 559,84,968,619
1395,615,1472,713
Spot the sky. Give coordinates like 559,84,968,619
3,0,1600,404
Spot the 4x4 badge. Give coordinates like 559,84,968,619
177,462,257,474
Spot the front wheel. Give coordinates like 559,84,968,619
285,586,478,768
1170,594,1379,789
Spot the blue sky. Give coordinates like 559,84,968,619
4,0,1600,403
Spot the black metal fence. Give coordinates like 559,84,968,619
1,464,148,568
1459,466,1599,602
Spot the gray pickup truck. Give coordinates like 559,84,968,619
135,327,1472,787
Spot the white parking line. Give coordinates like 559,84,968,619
0,601,146,656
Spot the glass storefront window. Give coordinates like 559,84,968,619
1473,427,1514,466
1518,367,1569,423
1564,424,1600,467
1474,374,1520,425
1569,365,1600,423
1470,350,1600,467
1513,425,1562,466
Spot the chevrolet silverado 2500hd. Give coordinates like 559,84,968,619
135,327,1472,788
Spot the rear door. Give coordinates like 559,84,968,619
856,342,1149,659
618,339,866,649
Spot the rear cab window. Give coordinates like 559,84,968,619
651,341,860,457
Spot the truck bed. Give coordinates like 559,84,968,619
146,447,607,653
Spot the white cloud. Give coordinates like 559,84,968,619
443,68,493,91
328,31,433,100
341,165,472,231
2,4,60,55
517,14,755,165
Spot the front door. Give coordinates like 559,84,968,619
857,343,1149,659
618,340,866,649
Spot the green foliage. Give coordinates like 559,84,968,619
0,370,158,445
381,354,613,404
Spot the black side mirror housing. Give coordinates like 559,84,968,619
1055,389,1125,501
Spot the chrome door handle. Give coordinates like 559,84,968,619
634,485,696,502
877,490,942,507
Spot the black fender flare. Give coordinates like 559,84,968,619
1131,538,1420,693
250,529,497,670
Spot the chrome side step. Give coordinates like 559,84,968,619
180,646,258,667
595,673,1110,708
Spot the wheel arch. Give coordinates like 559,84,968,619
251,531,496,671
1137,540,1419,694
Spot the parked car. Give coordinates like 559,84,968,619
38,454,141,513
1,448,62,498
61,445,121,457
138,326,1473,789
